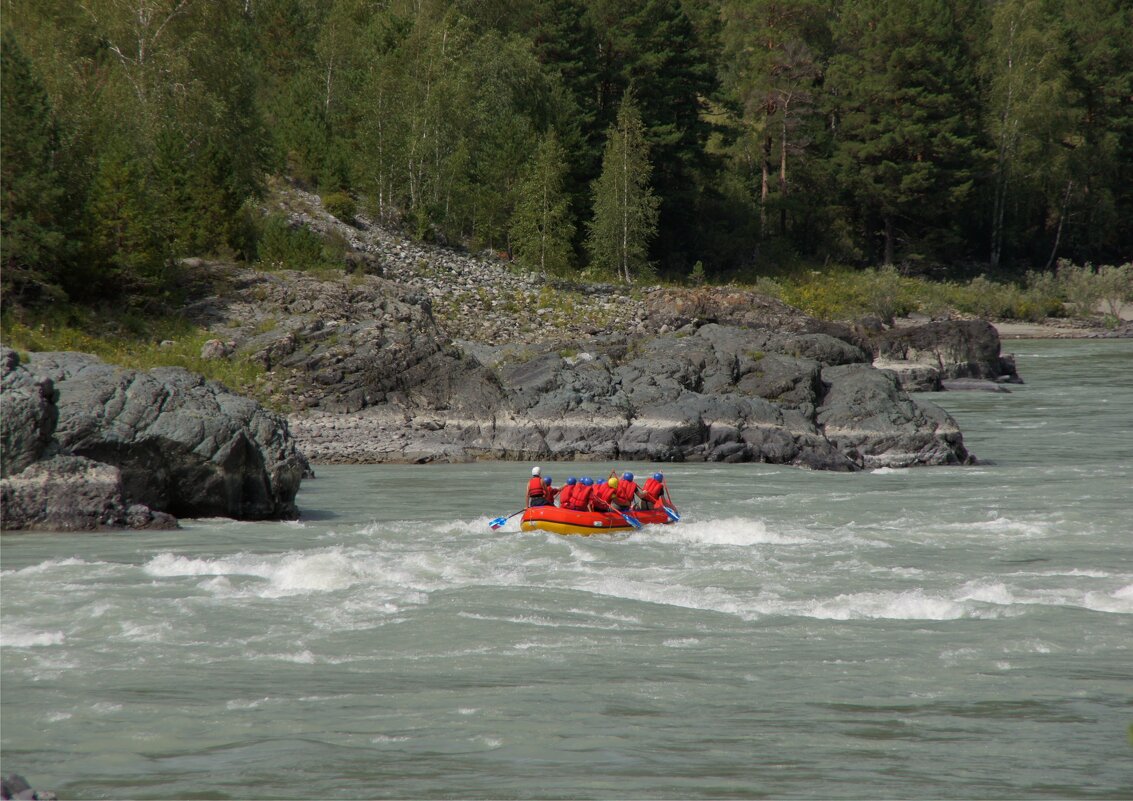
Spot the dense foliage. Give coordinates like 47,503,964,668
2,0,1130,304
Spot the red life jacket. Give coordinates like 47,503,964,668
527,476,544,498
643,478,663,503
558,483,576,508
613,479,637,507
543,483,558,503
571,485,592,510
593,483,615,509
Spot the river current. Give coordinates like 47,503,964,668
2,339,1131,800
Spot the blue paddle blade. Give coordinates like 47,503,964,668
621,512,643,529
488,517,507,530
662,505,681,522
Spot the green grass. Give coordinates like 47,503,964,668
748,265,1073,324
1,306,276,407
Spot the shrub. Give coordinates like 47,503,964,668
256,213,344,272
321,191,356,222
1097,263,1133,319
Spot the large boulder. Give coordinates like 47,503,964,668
1,348,59,477
873,320,1021,388
1,455,177,531
4,351,307,522
817,364,972,468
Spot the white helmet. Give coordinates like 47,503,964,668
531,466,541,476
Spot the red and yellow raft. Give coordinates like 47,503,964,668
520,506,674,536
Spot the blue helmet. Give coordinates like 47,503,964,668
622,472,634,481
581,477,593,486
653,472,663,481
566,477,577,485
543,476,552,485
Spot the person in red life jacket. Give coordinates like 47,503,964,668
571,477,594,510
591,476,618,512
542,476,559,505
641,472,666,510
557,477,578,508
525,466,547,507
611,471,645,511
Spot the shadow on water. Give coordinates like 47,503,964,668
296,507,339,521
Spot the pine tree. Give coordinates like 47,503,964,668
0,31,72,302
587,91,660,283
511,131,574,274
826,0,985,265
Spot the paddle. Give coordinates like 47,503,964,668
488,509,524,530
661,480,681,522
616,509,643,529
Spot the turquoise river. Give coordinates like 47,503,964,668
2,339,1131,799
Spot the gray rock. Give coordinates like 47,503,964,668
941,378,1012,393
199,338,235,360
874,320,1020,383
17,352,306,520
0,455,178,531
817,364,971,468
1,348,59,477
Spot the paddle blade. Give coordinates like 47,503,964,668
488,517,507,530
662,505,681,522
621,512,643,529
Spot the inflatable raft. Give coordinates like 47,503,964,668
520,505,674,536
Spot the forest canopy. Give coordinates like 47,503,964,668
2,0,1131,306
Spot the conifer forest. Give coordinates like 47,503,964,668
3,0,1131,306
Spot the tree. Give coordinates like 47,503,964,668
587,91,660,283
1,30,73,302
719,0,825,239
587,0,714,271
511,131,574,273
826,0,985,265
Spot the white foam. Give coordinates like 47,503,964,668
145,548,384,597
1082,588,1133,614
655,516,812,547
0,626,65,647
959,581,1016,605
800,589,971,621
7,557,91,575
663,637,700,648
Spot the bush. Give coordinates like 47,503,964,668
1097,263,1133,319
321,191,356,222
256,213,343,272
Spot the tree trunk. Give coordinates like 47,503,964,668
760,133,772,238
1045,179,1073,271
779,116,789,236
883,214,895,266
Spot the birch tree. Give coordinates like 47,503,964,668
586,91,659,283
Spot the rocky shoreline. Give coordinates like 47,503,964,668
3,182,1126,530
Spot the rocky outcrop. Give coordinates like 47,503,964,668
290,322,971,470
1,455,178,531
171,189,985,471
2,772,57,801
871,320,1021,391
0,348,307,530
1,347,59,476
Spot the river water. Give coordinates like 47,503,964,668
2,339,1131,800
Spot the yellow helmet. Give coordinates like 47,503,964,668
607,477,618,488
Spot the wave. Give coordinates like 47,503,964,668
1,625,66,648
651,516,813,547
144,549,382,597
